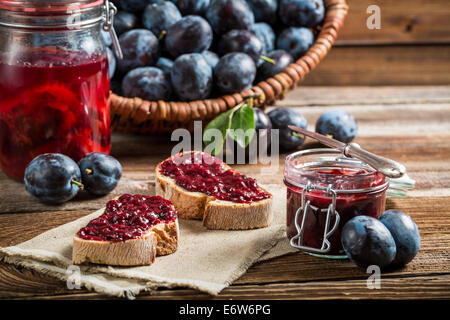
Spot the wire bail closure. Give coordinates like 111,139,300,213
102,0,122,59
289,182,341,254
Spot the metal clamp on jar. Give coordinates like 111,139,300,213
290,181,341,254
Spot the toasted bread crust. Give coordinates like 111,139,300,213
203,195,273,230
156,171,207,220
152,220,179,256
155,152,273,230
72,232,157,266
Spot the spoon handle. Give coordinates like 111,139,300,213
344,143,406,178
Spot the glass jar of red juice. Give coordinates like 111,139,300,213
0,0,119,180
284,149,389,258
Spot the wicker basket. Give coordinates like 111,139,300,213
110,0,348,134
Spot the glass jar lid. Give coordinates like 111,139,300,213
0,0,104,12
284,148,389,194
0,0,122,58
0,0,106,29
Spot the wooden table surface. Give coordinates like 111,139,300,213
1,86,449,300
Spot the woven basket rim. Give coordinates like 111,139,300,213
110,0,348,134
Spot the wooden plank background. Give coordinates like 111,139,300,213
304,0,450,85
0,86,449,299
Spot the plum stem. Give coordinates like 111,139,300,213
260,55,275,65
292,131,304,139
71,179,84,190
85,168,93,175
158,30,167,41
248,97,254,108
242,92,265,102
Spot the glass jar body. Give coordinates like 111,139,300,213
0,4,110,180
284,149,389,258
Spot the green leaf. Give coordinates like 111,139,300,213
203,106,238,155
203,128,226,156
228,104,255,148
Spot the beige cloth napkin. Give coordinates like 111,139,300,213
0,184,296,299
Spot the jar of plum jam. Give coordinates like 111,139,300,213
0,0,120,180
284,149,389,258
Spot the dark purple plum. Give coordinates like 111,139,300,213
171,53,213,101
165,15,213,57
380,210,420,267
110,79,122,95
276,27,314,60
24,153,82,204
117,29,160,74
106,47,116,78
113,11,138,36
214,52,256,94
246,0,278,23
257,49,293,80
267,108,307,150
202,51,220,68
118,0,154,13
206,0,255,35
142,1,182,39
174,0,211,15
122,67,172,101
279,0,325,28
156,57,174,76
249,107,272,154
250,22,275,53
110,0,122,9
218,29,265,65
315,109,358,143
342,216,397,269
78,153,122,196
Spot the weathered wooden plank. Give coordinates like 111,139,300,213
277,86,450,107
148,275,450,300
337,0,450,44
0,210,92,247
302,45,450,86
0,263,83,299
5,274,450,300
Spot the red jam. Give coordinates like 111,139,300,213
159,152,271,203
0,49,111,180
77,194,178,242
285,162,388,256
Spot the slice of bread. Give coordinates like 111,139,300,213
73,196,179,266
73,231,158,266
155,151,273,230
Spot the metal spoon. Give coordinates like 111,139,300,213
288,125,406,178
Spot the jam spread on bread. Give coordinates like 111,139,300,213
159,152,271,203
77,194,178,241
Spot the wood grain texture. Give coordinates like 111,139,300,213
337,0,450,44
277,86,450,106
314,0,450,85
303,45,450,86
0,86,449,299
3,265,450,300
